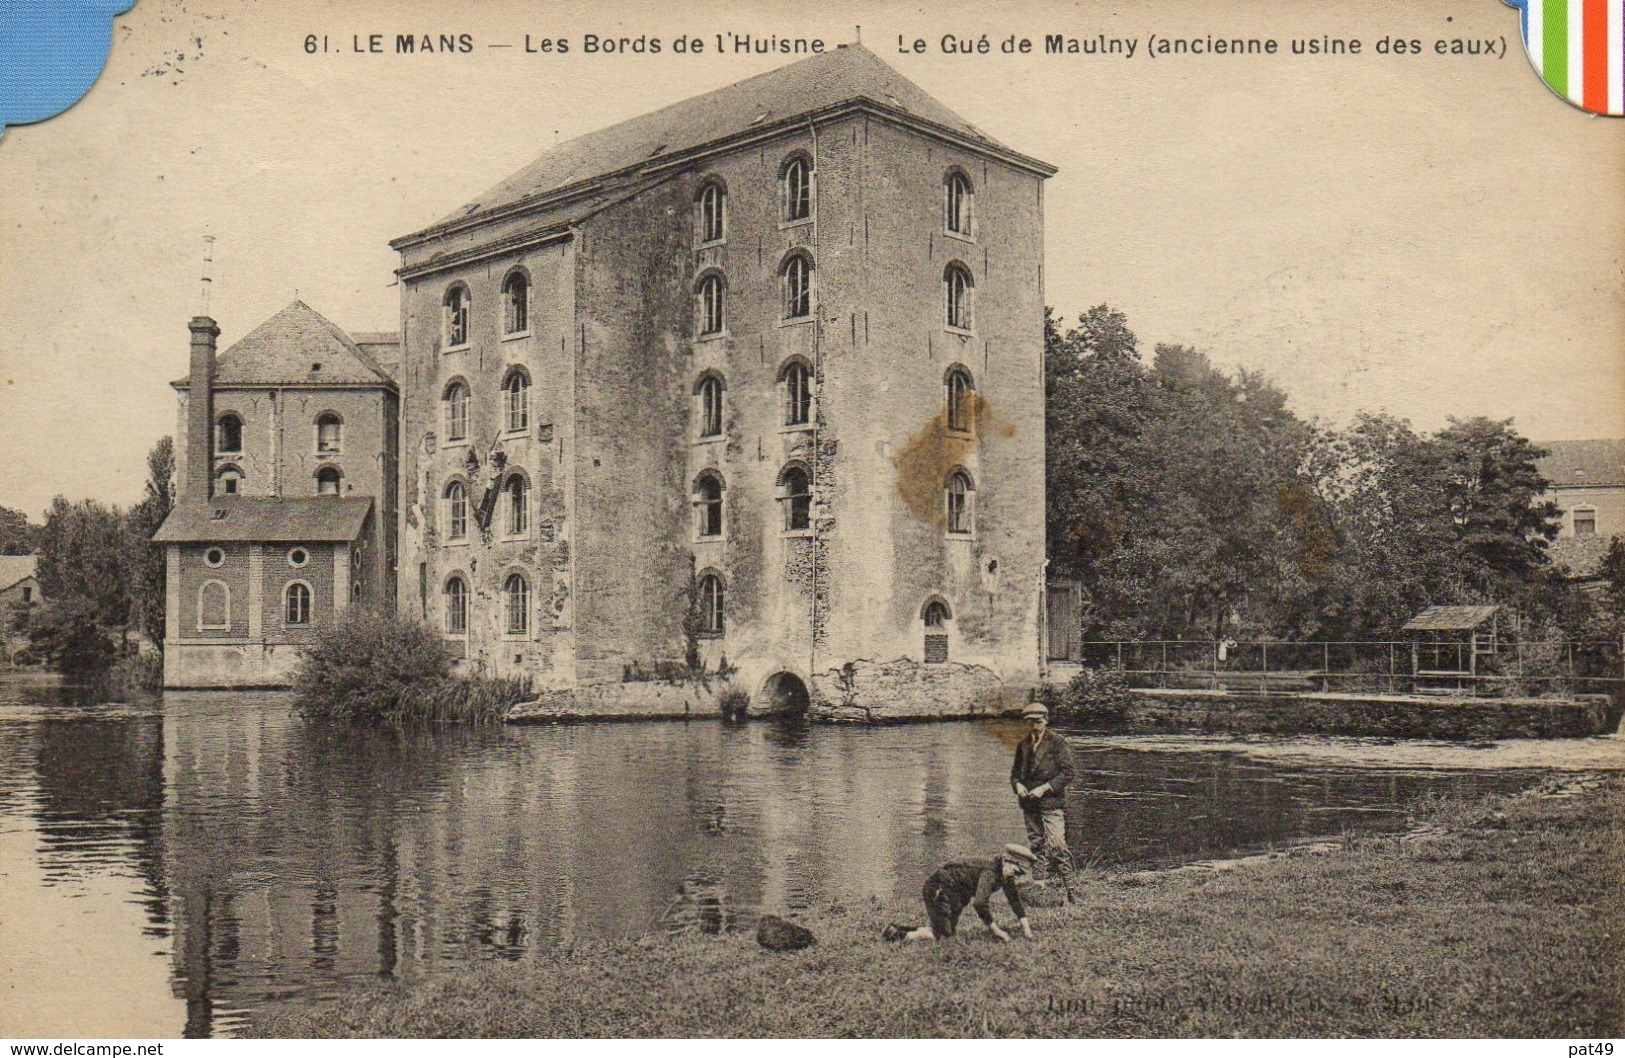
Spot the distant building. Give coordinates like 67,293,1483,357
0,555,40,610
154,303,399,688
1536,439,1625,581
391,43,1054,713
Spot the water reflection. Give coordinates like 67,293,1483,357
0,679,1546,1038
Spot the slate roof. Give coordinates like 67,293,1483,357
1402,605,1501,632
153,497,372,543
404,44,1052,240
1536,439,1625,488
351,332,400,381
173,301,396,390
0,555,38,593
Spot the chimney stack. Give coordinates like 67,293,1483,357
185,315,219,502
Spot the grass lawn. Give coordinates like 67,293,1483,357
252,775,1624,1038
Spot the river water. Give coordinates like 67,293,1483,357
0,677,1612,1038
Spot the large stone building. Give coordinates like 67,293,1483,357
155,303,399,687
159,45,1054,714
391,44,1053,715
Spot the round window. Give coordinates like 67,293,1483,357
288,547,309,568
204,548,225,567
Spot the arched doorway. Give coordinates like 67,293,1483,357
758,671,811,716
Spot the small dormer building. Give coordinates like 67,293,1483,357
155,302,399,688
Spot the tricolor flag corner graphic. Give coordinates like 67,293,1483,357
1503,0,1625,115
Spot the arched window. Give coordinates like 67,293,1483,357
504,474,529,536
316,412,342,453
444,284,470,348
945,367,975,433
444,576,468,635
945,469,974,536
696,273,725,337
284,582,312,626
780,358,812,427
316,465,342,496
443,380,469,441
698,180,726,244
697,572,725,635
779,463,812,532
694,472,724,538
782,252,813,320
923,599,952,628
502,271,529,335
444,480,468,541
696,373,725,438
944,171,973,236
502,367,530,432
504,573,530,635
782,155,812,222
216,466,242,495
944,264,974,331
216,414,243,454
198,580,229,631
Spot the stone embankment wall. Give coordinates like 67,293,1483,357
1111,689,1615,740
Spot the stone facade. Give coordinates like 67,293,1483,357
393,45,1054,715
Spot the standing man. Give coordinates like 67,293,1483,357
1011,702,1075,899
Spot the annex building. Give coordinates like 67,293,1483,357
160,44,1055,716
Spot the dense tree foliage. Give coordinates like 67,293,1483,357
0,506,42,555
27,437,174,673
1047,306,1569,641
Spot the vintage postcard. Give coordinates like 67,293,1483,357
0,0,1621,1043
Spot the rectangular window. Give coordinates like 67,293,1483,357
1574,509,1597,535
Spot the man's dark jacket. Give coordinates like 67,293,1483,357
1011,729,1075,810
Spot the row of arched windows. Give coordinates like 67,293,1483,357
441,572,531,636
442,270,531,349
693,164,974,246
694,257,972,336
214,462,343,497
216,412,343,455
441,366,531,443
441,472,531,541
690,363,972,440
195,579,314,630
688,464,971,539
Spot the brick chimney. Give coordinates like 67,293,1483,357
185,315,219,502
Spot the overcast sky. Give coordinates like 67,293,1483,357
1,0,1620,518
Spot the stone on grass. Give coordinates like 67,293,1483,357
756,914,815,952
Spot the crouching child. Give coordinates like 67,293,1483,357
888,844,1036,942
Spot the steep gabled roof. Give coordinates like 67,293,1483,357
153,497,373,543
399,44,1052,243
173,301,396,390
0,555,37,593
1536,439,1625,488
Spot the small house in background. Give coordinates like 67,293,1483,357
1536,439,1625,587
1402,604,1505,687
0,555,42,666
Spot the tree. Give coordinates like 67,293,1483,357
0,506,41,554
37,496,130,628
1432,417,1562,584
125,437,175,645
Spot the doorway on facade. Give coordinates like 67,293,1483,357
758,671,811,716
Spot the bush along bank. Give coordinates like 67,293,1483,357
292,609,529,725
248,776,1624,1038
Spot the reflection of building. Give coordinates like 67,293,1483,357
1536,439,1625,581
155,304,399,687
394,44,1053,712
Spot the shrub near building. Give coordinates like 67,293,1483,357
293,609,528,725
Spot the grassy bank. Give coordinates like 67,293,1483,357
253,777,1624,1038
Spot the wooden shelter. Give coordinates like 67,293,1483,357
1401,604,1503,685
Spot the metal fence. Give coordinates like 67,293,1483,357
1068,639,1625,696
